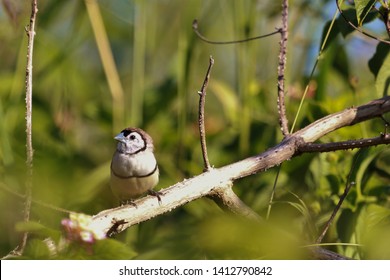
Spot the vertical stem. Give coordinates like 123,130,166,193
316,182,354,244
198,56,214,171
277,0,289,136
21,0,38,255
267,0,289,221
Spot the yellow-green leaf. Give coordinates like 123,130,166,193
355,0,377,26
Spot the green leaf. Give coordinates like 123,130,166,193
352,149,381,201
375,149,390,177
355,204,390,258
355,0,377,26
368,42,390,78
338,9,360,37
24,239,53,259
374,51,390,97
196,214,307,259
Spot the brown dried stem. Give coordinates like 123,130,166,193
277,0,289,137
298,135,390,153
192,19,281,45
315,149,364,244
197,56,214,171
316,181,354,244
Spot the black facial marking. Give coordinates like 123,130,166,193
122,129,131,137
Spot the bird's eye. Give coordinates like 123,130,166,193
129,134,136,140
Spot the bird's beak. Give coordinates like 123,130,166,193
114,132,126,143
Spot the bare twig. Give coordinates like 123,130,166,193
197,57,259,218
298,135,390,153
316,182,354,244
19,0,38,256
277,0,289,137
192,19,281,44
198,56,214,171
336,0,390,45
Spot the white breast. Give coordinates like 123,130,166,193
110,150,159,201
111,151,157,177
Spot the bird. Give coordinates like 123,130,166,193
110,127,161,205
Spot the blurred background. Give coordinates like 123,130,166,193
1,0,390,259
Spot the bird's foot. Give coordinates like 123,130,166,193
148,189,163,205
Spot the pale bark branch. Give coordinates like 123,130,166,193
209,186,262,222
85,96,390,239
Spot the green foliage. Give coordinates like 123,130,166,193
0,0,390,259
354,0,377,26
196,214,308,259
375,52,390,96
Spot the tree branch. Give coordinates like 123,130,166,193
298,135,390,153
82,96,390,239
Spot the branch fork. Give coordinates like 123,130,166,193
81,96,390,240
